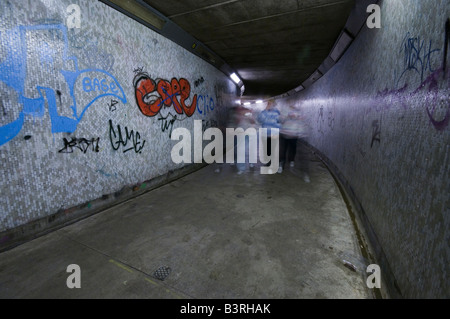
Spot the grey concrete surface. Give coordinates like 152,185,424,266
0,150,376,299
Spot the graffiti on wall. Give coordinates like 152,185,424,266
416,68,449,131
197,94,215,116
194,76,205,88
377,66,449,131
327,109,335,131
108,99,118,112
108,119,146,154
0,23,126,147
370,118,381,148
133,71,197,117
58,137,100,153
395,32,441,87
377,22,450,131
317,106,325,136
214,83,227,110
80,43,115,73
133,69,219,139
157,113,185,138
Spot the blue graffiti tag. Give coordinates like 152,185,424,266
395,32,441,87
197,94,215,115
0,24,126,146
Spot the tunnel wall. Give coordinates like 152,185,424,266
276,0,449,298
0,0,237,249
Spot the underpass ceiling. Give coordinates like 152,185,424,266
142,0,356,101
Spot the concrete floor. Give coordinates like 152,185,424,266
0,148,376,299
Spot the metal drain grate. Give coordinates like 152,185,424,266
153,266,171,281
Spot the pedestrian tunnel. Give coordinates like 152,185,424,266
0,0,448,299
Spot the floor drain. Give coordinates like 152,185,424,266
153,266,171,281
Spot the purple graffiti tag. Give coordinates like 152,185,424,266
414,68,450,131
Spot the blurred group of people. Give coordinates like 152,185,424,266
226,99,310,182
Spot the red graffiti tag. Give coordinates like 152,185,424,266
134,73,197,117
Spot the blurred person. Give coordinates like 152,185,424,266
213,105,239,173
279,105,310,182
225,105,255,174
279,105,299,173
257,99,281,170
235,106,257,174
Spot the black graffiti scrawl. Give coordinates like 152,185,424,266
108,119,146,154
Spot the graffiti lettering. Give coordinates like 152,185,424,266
82,77,120,94
133,66,144,74
378,67,449,131
376,23,449,131
108,99,118,112
396,32,440,86
81,43,115,72
67,28,90,49
197,95,215,116
108,119,146,154
133,72,197,117
194,76,204,87
0,23,126,147
58,137,100,153
158,113,177,138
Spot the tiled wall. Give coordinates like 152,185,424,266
0,0,237,243
275,0,449,298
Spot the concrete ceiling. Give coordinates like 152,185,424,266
141,0,356,101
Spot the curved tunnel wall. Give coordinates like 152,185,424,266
0,0,237,249
0,0,448,299
276,0,449,298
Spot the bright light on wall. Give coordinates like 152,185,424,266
230,73,241,84
243,102,251,106
256,100,263,104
